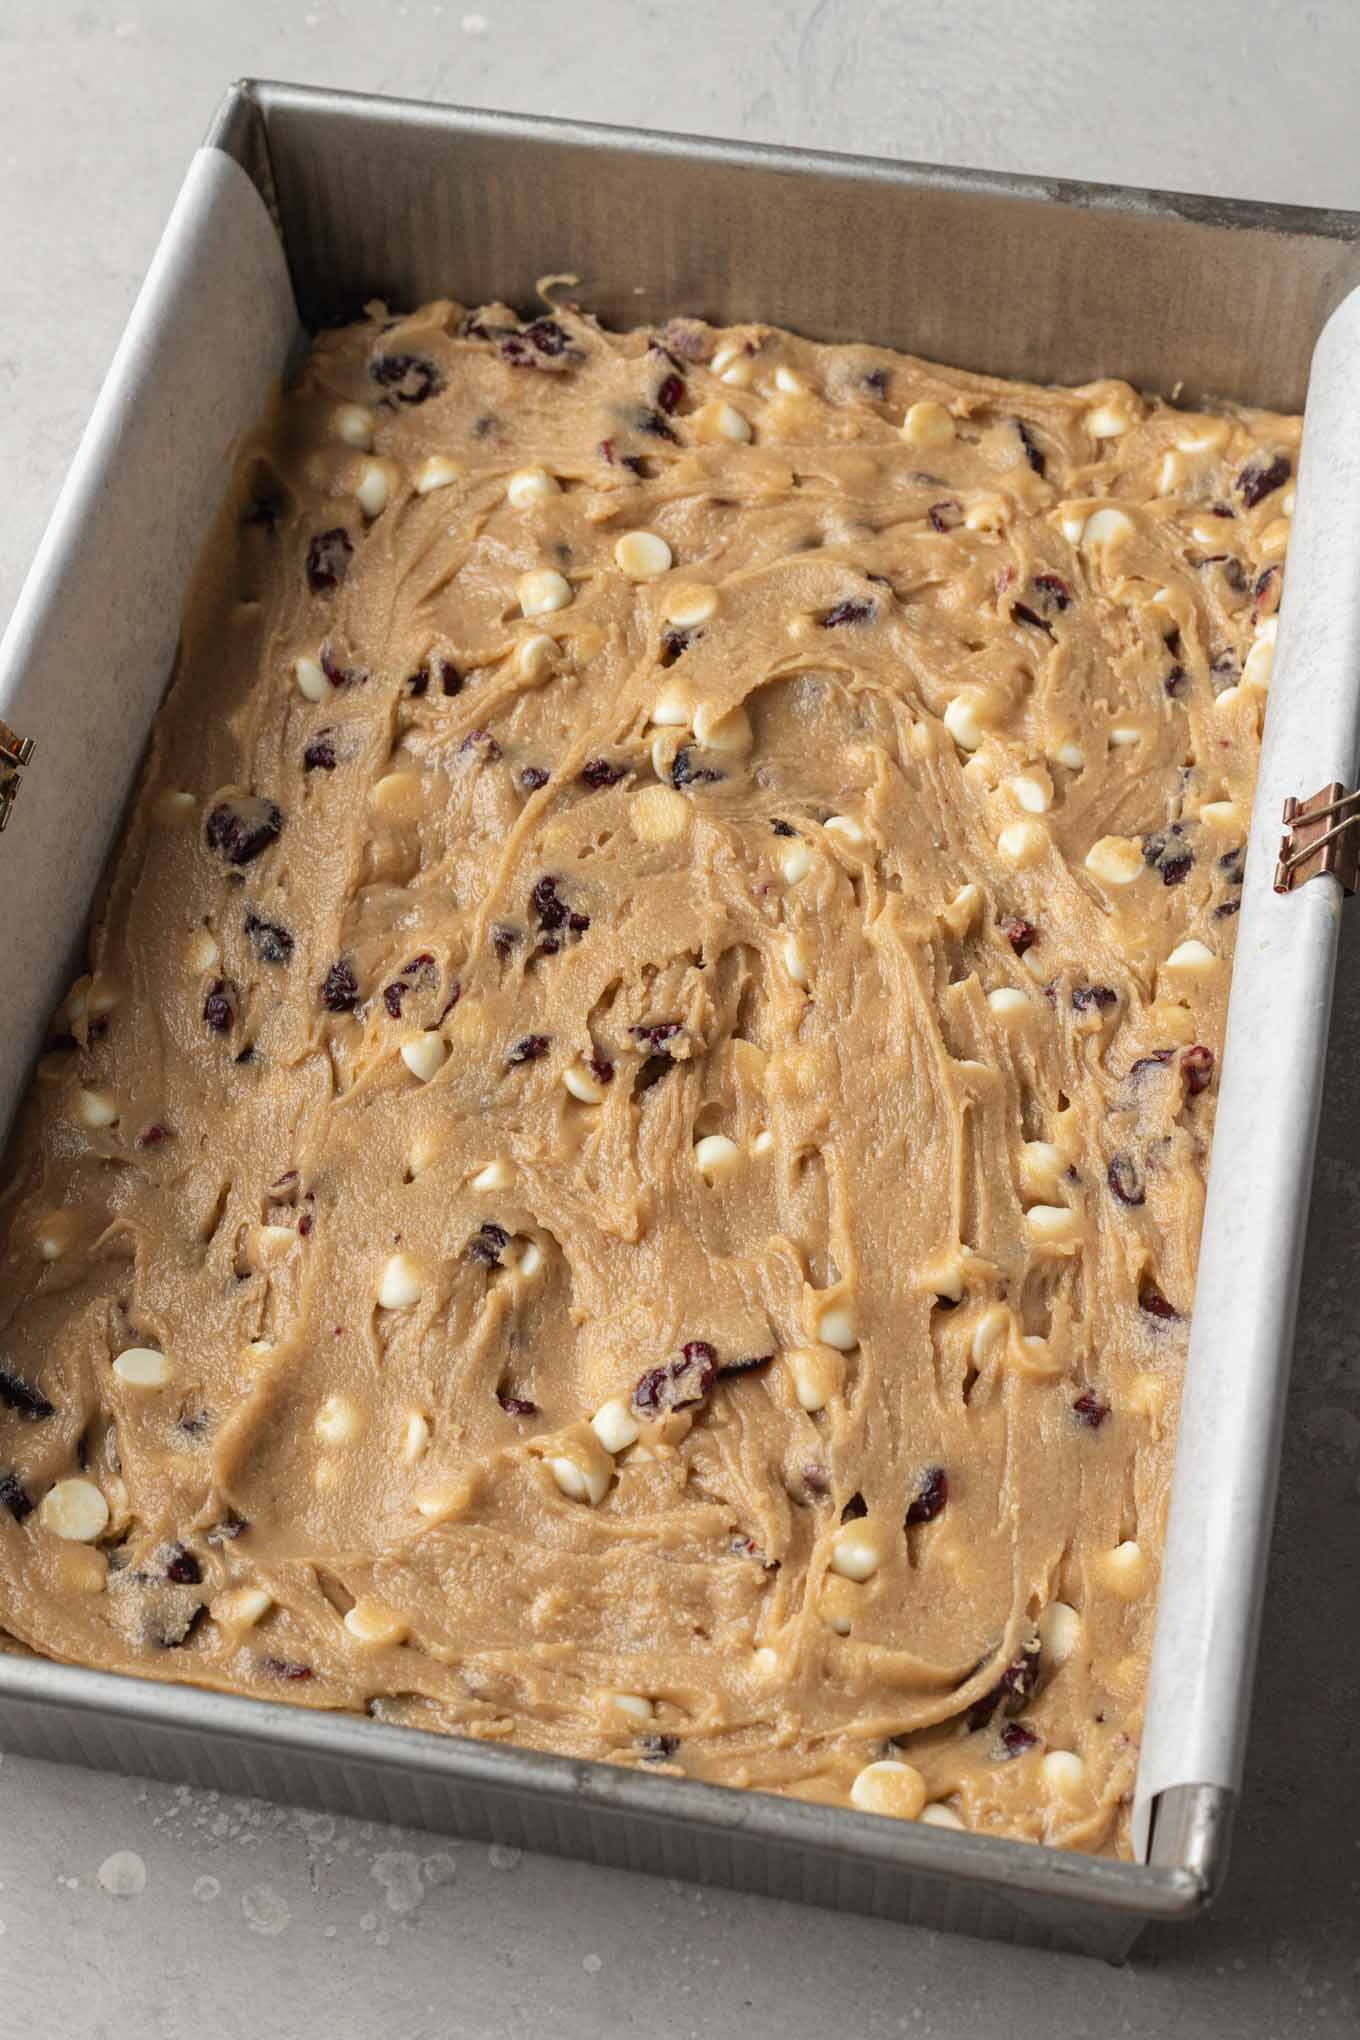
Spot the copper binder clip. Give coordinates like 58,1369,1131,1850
0,719,35,834
1274,781,1360,895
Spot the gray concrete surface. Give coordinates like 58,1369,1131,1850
1,3,1358,2034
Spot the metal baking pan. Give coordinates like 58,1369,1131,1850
3,79,1359,1963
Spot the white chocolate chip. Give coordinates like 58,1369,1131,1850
614,530,673,580
824,814,866,847
75,1088,119,1130
344,1599,409,1647
154,789,197,824
1039,1600,1082,1666
294,654,327,701
610,1691,654,1721
997,820,1046,867
901,401,954,449
1198,800,1240,829
694,1133,742,1183
1242,617,1277,692
1164,939,1218,975
970,1304,1009,1364
1156,451,1185,495
37,1478,109,1543
370,770,423,820
986,987,1031,1021
943,693,987,751
785,1346,841,1413
112,1347,171,1389
591,1398,640,1455
661,584,718,627
649,688,690,728
1081,507,1136,551
751,1129,775,1157
515,632,557,682
780,841,813,884
1026,1204,1080,1244
1176,421,1230,455
185,929,221,973
711,342,748,376
940,882,981,937
919,1803,966,1831
1103,1539,1149,1597
1085,402,1131,439
315,1394,364,1446
400,1410,431,1462
517,568,573,616
334,402,375,450
89,980,121,1017
212,1586,272,1630
816,1304,857,1351
1108,725,1142,748
35,1212,76,1262
471,1157,514,1192
1055,740,1085,771
629,784,690,843
513,1240,544,1279
831,1523,889,1583
850,1760,926,1818
548,1453,611,1506
713,345,754,387
1059,511,1086,544
415,454,461,495
1008,773,1052,815
774,365,804,394
692,700,752,754
400,1033,446,1084
563,1060,608,1105
507,465,560,507
378,1252,424,1310
964,495,1008,535
406,1133,439,1179
711,400,752,443
356,458,393,518
1041,1750,1087,1797
1019,1141,1063,1203
782,932,811,987
1084,835,1143,885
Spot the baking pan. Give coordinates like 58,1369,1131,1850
2,79,1358,1963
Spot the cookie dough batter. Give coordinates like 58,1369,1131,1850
0,296,1295,1853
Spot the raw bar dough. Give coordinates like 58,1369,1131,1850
0,297,1296,1852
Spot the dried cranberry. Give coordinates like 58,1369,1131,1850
532,876,567,931
369,352,442,403
203,979,237,1033
306,528,353,592
671,747,723,788
519,766,550,792
1215,899,1241,919
1165,666,1188,698
205,797,282,866
905,1466,948,1526
863,368,889,399
730,1534,778,1568
461,729,502,761
263,1658,313,1681
1107,1153,1145,1206
1211,652,1240,692
1238,453,1291,510
588,1054,614,1086
1072,984,1117,1013
567,912,590,934
244,912,293,966
303,737,337,772
1032,572,1072,612
598,438,645,476
967,1644,1040,1731
165,1544,202,1585
206,1511,248,1544
0,1471,34,1520
1139,1282,1179,1320
1182,1044,1214,1096
437,660,463,697
822,599,874,628
640,1734,680,1762
771,819,797,837
507,1034,550,1065
998,1722,1039,1758
321,960,359,1013
407,667,430,698
802,1462,829,1497
632,1342,717,1417
1073,1390,1110,1429
1219,846,1246,886
659,626,693,665
928,500,962,533
383,982,406,1019
1129,1047,1176,1080
497,1390,539,1416
1011,602,1054,639
1015,420,1046,476
0,1367,54,1421
467,1222,510,1267
656,372,685,414
637,406,678,442
632,1021,680,1051
492,925,519,961
1001,916,1037,957
580,758,625,790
